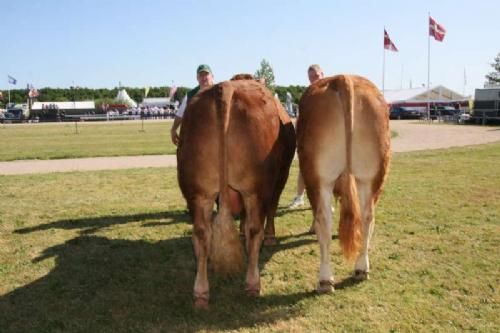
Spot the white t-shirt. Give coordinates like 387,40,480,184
176,95,188,118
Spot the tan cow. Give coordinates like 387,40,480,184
297,74,390,292
177,78,296,309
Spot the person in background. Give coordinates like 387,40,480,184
170,64,214,145
288,64,325,210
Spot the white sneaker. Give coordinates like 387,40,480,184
288,196,305,209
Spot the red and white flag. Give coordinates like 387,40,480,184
384,29,398,52
429,16,446,42
27,83,40,98
28,88,40,98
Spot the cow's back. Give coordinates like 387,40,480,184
178,79,295,204
177,89,220,200
298,75,390,188
226,81,284,194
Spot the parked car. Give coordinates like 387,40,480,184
428,106,460,120
0,112,22,123
457,111,471,123
389,106,423,120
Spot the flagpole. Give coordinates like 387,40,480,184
382,27,386,95
463,68,466,96
382,48,386,95
400,64,404,89
427,12,431,122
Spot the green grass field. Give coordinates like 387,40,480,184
0,120,177,161
0,144,499,332
0,121,398,162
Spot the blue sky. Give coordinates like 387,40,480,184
1,0,498,96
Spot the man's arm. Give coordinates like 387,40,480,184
170,95,188,146
170,116,182,145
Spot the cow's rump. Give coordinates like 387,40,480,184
297,74,390,292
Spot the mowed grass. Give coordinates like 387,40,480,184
0,120,177,161
0,144,499,332
0,121,397,162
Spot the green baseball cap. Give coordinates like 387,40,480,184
197,64,212,74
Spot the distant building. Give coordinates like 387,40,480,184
472,86,500,123
32,101,95,115
384,85,468,109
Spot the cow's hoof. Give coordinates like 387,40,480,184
193,297,209,310
317,279,334,294
263,236,277,246
246,284,261,297
353,270,369,281
246,288,260,297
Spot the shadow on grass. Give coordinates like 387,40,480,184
2,217,326,332
334,276,365,290
275,206,311,216
276,231,339,242
15,210,190,235
13,205,313,235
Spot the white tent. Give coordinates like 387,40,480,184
115,89,137,107
384,85,466,105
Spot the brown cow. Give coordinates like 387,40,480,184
297,75,390,293
177,78,296,309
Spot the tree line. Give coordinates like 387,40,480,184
0,84,307,108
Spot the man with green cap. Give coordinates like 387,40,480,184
170,64,215,145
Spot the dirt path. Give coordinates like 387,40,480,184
0,120,498,175
390,120,500,152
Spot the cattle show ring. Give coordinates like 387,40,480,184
1,82,499,332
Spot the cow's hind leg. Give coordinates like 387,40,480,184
263,213,277,246
310,186,334,293
353,180,375,281
263,158,292,246
243,194,265,296
263,188,279,246
191,197,215,309
239,210,246,238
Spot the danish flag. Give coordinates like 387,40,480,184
429,16,446,42
384,29,398,52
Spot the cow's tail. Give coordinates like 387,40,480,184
210,82,244,276
332,75,362,261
